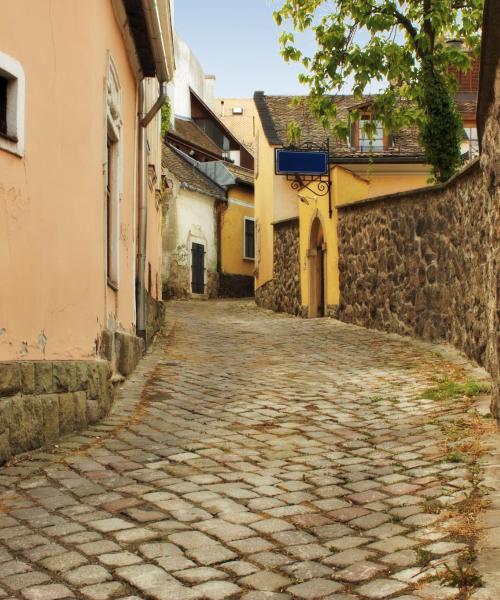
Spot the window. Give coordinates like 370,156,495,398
232,107,243,115
462,124,479,160
244,217,255,260
0,76,7,135
105,56,122,289
0,51,25,156
106,133,119,289
358,116,385,152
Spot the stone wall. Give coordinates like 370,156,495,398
255,218,302,316
0,359,112,464
338,139,499,412
219,273,254,298
145,289,165,347
100,329,145,377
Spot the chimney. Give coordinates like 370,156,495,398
204,75,216,110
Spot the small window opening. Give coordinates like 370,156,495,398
244,218,255,260
0,76,7,135
106,134,119,289
148,262,152,295
359,116,385,152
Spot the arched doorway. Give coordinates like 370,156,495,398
308,217,326,318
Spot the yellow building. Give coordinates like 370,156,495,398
214,98,257,155
253,92,431,317
196,161,255,297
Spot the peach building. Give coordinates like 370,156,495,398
0,0,174,463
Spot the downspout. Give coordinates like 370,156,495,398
136,0,169,340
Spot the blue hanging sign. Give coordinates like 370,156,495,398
275,148,329,176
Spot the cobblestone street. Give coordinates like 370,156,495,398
0,300,494,600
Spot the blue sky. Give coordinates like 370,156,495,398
174,0,315,98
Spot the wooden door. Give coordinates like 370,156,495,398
191,243,205,294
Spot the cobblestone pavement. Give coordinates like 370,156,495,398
0,300,494,600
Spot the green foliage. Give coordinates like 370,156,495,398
440,562,483,589
443,451,466,462
274,0,483,182
419,59,464,181
421,380,491,401
287,119,303,145
161,98,171,138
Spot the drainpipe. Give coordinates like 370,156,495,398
136,0,169,340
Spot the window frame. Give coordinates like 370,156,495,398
357,115,386,152
243,216,255,261
462,120,479,160
104,56,122,291
0,51,25,157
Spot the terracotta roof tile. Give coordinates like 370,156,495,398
170,118,224,157
162,144,226,200
254,92,477,162
223,162,254,186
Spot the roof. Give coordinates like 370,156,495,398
477,0,499,146
190,88,248,150
196,161,254,188
122,0,156,76
224,162,254,186
169,118,223,157
254,92,478,162
162,144,226,200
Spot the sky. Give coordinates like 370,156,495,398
173,0,316,98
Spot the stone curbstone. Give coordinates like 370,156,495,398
9,395,44,454
41,393,60,445
73,391,88,430
58,392,76,435
53,361,77,393
0,429,11,464
0,362,22,396
20,362,35,394
35,362,54,394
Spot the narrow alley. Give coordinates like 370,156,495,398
0,301,493,600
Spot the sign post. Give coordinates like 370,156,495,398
274,140,332,218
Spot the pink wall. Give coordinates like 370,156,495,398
0,0,162,361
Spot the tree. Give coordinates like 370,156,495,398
274,0,483,182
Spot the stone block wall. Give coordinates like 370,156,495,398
338,154,498,413
145,289,165,348
255,218,303,316
100,329,145,377
0,359,112,464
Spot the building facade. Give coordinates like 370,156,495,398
0,0,174,463
253,82,478,318
162,36,255,299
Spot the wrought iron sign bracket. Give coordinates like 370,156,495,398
276,139,333,218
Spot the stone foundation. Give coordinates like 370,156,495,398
163,262,190,299
100,329,145,377
206,271,219,299
0,359,112,464
219,273,254,298
145,288,165,347
256,218,302,316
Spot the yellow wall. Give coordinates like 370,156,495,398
221,186,255,276
344,164,430,198
254,117,277,289
0,0,164,360
298,167,369,312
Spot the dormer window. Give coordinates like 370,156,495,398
359,116,385,151
350,112,390,152
461,122,478,160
